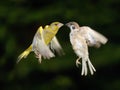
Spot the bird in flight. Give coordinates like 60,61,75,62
66,21,108,76
18,22,64,63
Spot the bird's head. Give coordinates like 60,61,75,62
50,22,64,29
66,22,80,31
48,22,64,35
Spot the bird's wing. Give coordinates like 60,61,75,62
42,25,55,45
80,26,108,48
49,36,65,56
32,26,55,59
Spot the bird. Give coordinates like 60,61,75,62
17,22,64,63
66,21,108,76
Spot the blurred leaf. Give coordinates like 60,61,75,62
0,26,6,40
6,36,16,55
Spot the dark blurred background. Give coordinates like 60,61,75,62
0,0,120,90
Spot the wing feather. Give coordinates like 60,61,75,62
32,26,55,59
50,36,64,56
42,26,55,45
80,26,108,48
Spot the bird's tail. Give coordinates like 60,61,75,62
17,45,32,63
87,58,96,75
81,59,88,76
81,57,96,76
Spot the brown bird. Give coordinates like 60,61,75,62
66,21,108,76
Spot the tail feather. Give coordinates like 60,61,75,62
87,58,96,75
81,57,96,76
81,60,88,76
17,45,32,63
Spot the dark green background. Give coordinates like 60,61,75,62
0,0,120,90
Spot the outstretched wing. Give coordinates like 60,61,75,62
32,26,55,60
50,36,65,56
80,26,108,48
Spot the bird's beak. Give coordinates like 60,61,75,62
65,23,70,27
59,23,64,27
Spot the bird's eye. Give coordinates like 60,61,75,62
54,24,58,26
71,25,75,29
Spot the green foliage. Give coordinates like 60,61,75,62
0,0,120,90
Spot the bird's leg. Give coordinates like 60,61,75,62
76,57,81,67
35,51,42,63
38,54,42,63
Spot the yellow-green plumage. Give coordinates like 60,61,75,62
43,24,59,45
17,22,64,63
17,45,32,63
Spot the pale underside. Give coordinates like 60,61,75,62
70,26,107,75
32,26,64,63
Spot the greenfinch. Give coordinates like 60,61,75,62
66,21,108,76
18,22,64,63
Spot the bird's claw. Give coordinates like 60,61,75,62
76,57,81,67
35,53,42,63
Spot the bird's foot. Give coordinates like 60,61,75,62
35,53,42,63
76,57,81,67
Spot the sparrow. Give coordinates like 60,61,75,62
17,22,64,63
66,21,108,76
